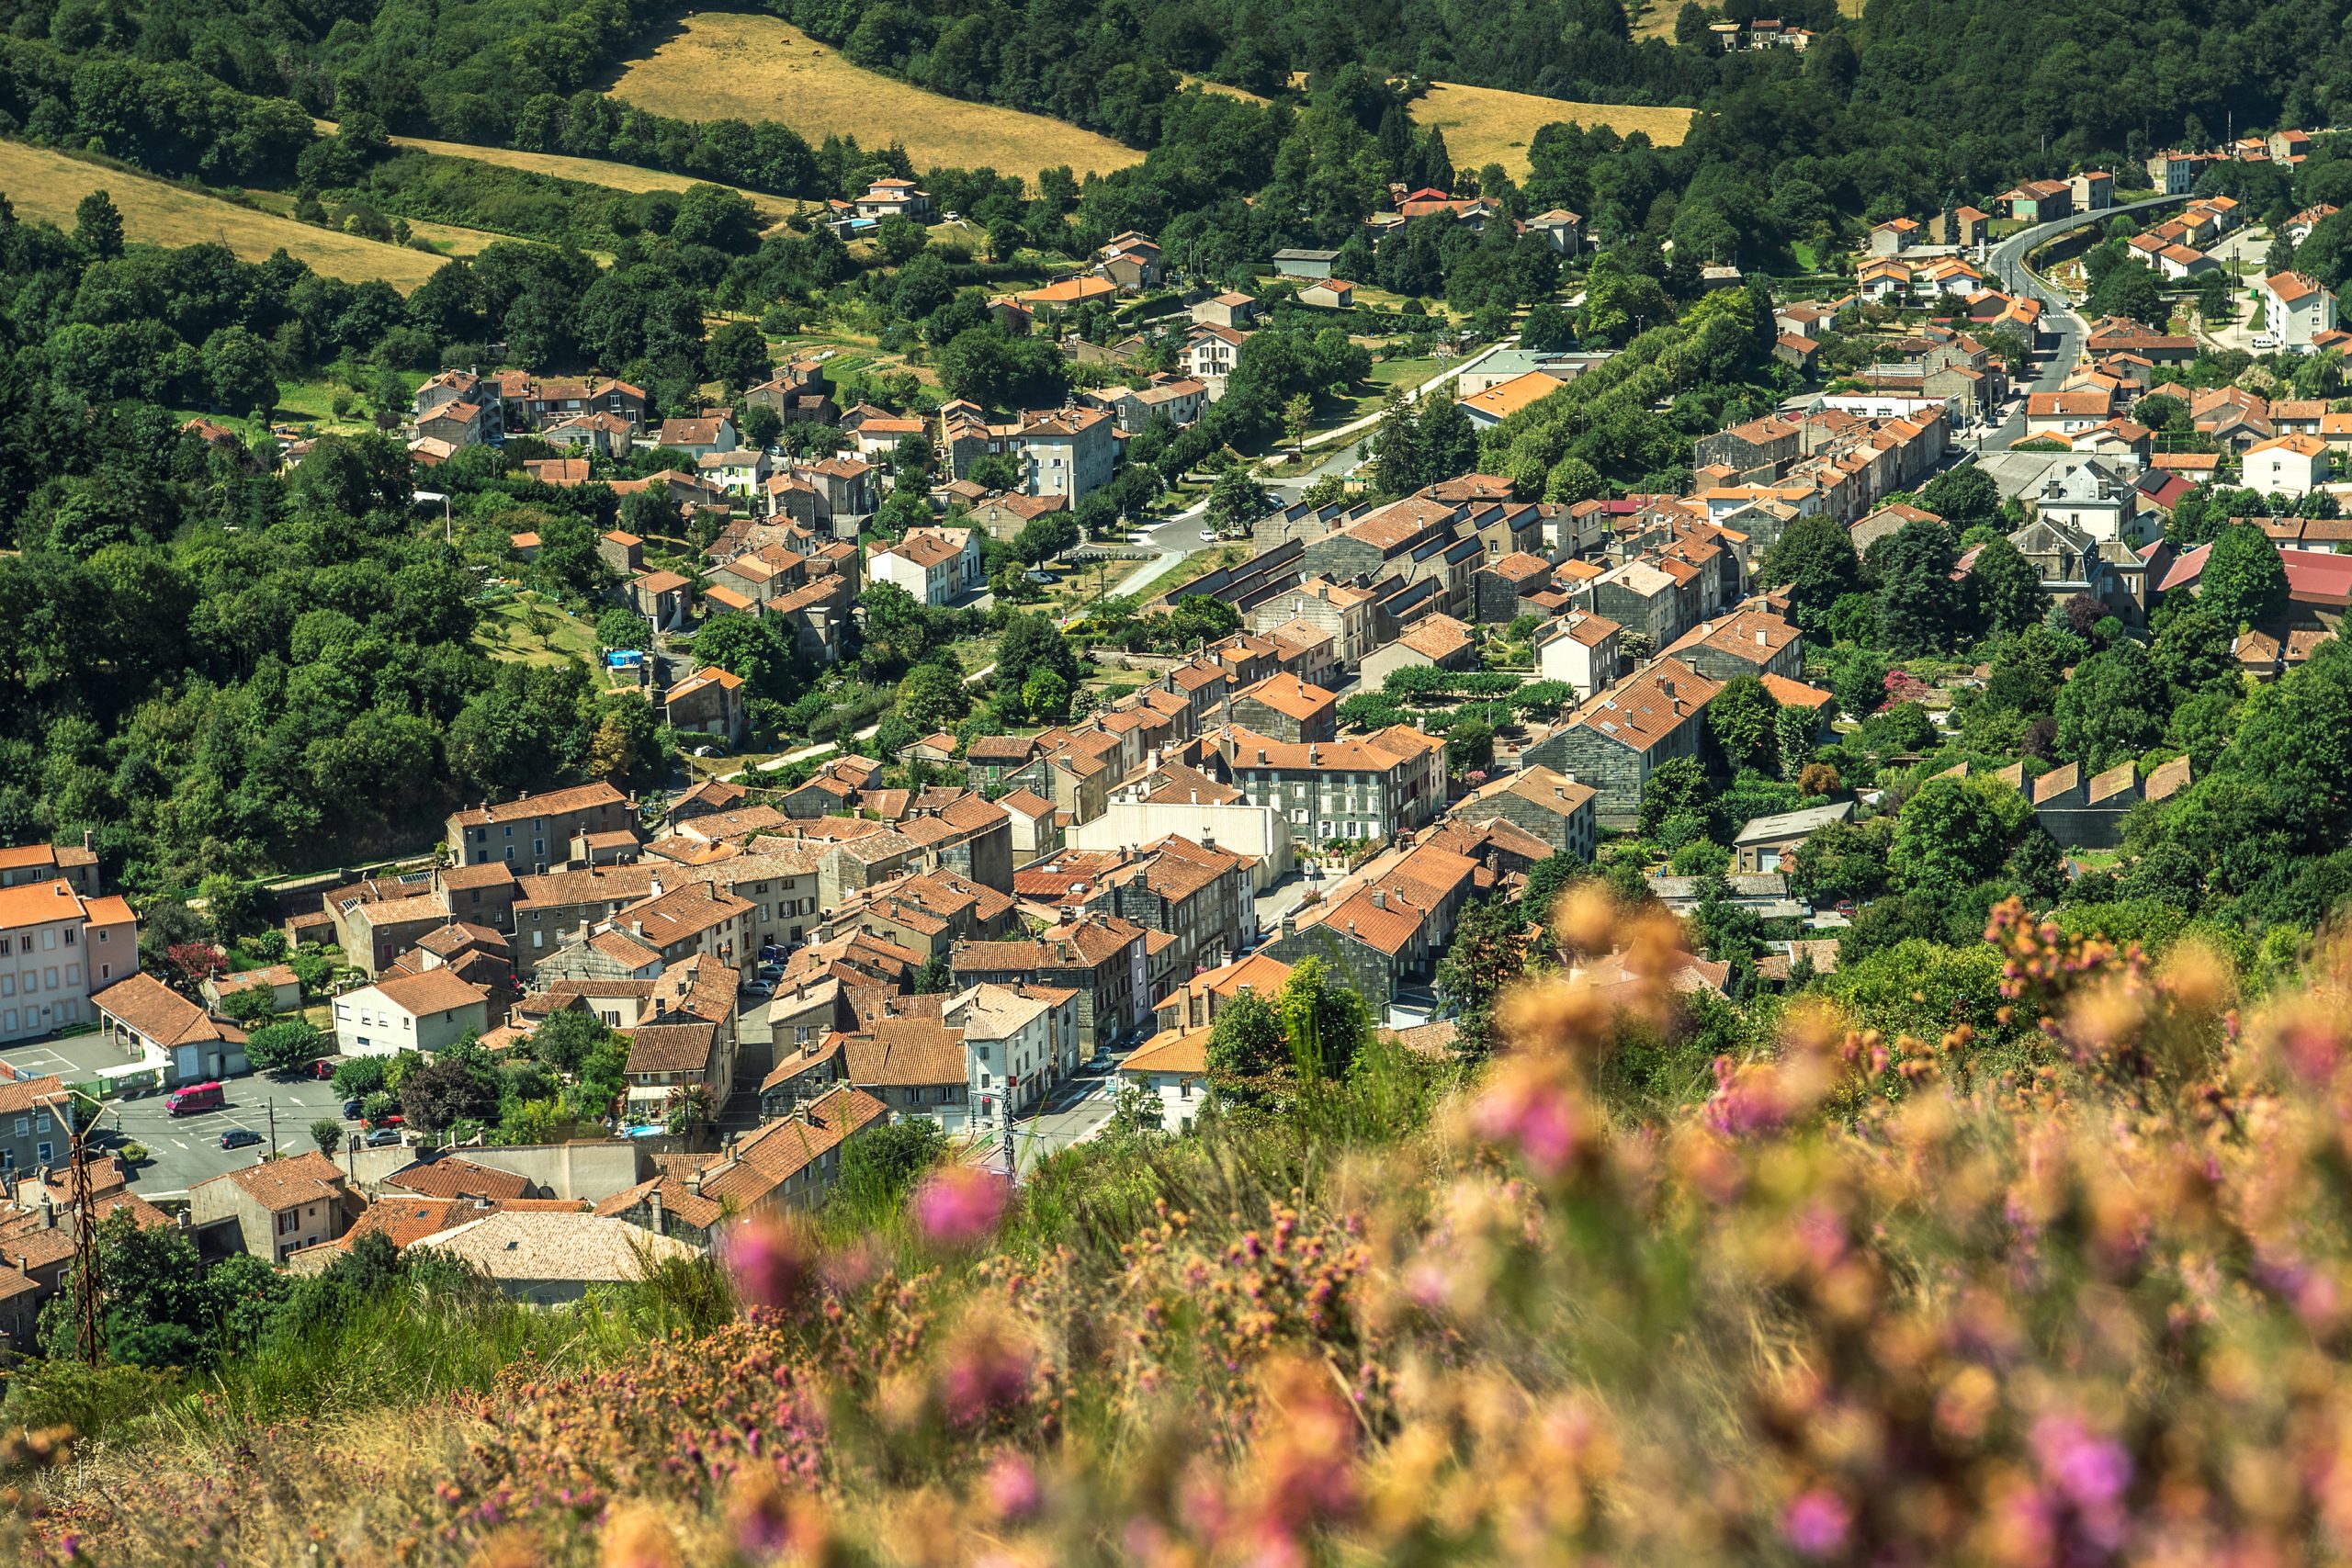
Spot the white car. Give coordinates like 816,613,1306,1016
1199,529,1217,543
2252,334,2278,350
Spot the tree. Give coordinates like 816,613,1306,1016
671,184,762,252
898,661,969,733
245,1020,325,1073
2200,523,2290,628
595,606,650,654
2053,641,2167,771
1834,649,1891,719
1775,704,1820,779
1283,393,1315,456
1888,774,2032,892
1435,895,1534,1060
202,327,277,417
1967,536,2047,641
1445,716,1495,774
996,612,1080,694
1020,668,1072,722
2088,261,2165,325
707,321,772,395
219,987,279,1029
1707,676,1780,774
1206,988,1287,1080
1206,465,1268,534
401,1046,501,1133
1275,957,1372,1082
1763,514,1861,640
1788,816,1893,906
1876,519,1964,654
74,189,124,261
1639,756,1711,837
1917,468,2000,530
529,1010,613,1076
311,1119,343,1157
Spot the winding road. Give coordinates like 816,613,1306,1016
1982,193,2190,447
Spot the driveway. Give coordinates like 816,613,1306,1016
1984,193,2190,448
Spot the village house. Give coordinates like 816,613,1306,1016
90,973,247,1084
951,915,1159,1052
0,878,138,1043
1521,659,1724,828
1534,609,1624,701
1217,724,1448,846
190,1153,355,1264
333,968,492,1057
1732,801,1857,874
447,783,632,872
2261,271,2340,349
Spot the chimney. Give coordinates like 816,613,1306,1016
687,1166,706,1196
649,1185,667,1236
1371,888,1386,910
38,1190,54,1229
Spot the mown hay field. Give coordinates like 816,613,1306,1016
0,139,449,289
607,13,1146,182
385,134,801,220
1409,82,1696,177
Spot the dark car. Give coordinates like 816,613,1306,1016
365,1126,402,1147
218,1127,264,1150
342,1099,365,1120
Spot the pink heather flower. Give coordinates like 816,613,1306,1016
1470,1075,1577,1178
912,1166,1010,1248
722,1217,816,1311
941,1320,1034,1424
983,1451,1043,1523
1703,1056,1789,1137
1781,1490,1851,1557
2032,1416,2132,1510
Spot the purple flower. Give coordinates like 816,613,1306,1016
2032,1416,2132,1510
983,1451,1043,1523
911,1166,1010,1249
721,1217,816,1311
1782,1490,1850,1557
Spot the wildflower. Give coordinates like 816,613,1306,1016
912,1166,1010,1249
1781,1490,1850,1557
723,1215,819,1311
1470,1063,1580,1179
940,1314,1035,1425
2030,1416,2131,1511
727,1466,831,1562
982,1451,1044,1524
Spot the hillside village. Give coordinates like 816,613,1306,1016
18,111,2352,1324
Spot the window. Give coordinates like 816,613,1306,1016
0,937,9,953
36,1142,51,1164
10,1118,24,1136
35,1113,50,1133
277,1211,298,1235
62,928,74,945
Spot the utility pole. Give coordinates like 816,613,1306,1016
70,1108,101,1364
267,1097,277,1157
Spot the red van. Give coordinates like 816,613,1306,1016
165,1081,225,1116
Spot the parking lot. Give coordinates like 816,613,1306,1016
0,1032,375,1194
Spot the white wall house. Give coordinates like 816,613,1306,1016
1535,609,1624,701
2243,434,2332,497
867,532,965,606
334,971,491,1057
945,982,1080,1138
1117,1027,1210,1134
2262,270,2339,349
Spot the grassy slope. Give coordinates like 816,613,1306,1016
381,134,807,225
1409,83,1696,177
606,13,1148,182
0,140,451,290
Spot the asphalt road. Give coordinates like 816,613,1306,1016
1984,193,2189,446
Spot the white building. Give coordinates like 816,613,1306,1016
944,982,1080,1134
1534,608,1624,701
334,970,491,1057
2243,434,2333,497
2261,270,2340,349
867,530,967,605
1117,1026,1210,1133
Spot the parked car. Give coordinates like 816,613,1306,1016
741,978,774,999
1199,529,1218,543
218,1127,263,1150
365,1127,402,1147
342,1098,365,1120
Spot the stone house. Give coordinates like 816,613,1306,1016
1521,659,1724,828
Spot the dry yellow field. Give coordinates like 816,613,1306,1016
1410,82,1696,176
385,134,800,220
0,139,447,289
1182,74,1270,105
607,14,1146,182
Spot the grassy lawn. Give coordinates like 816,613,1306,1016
473,592,605,674
1406,83,1693,178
